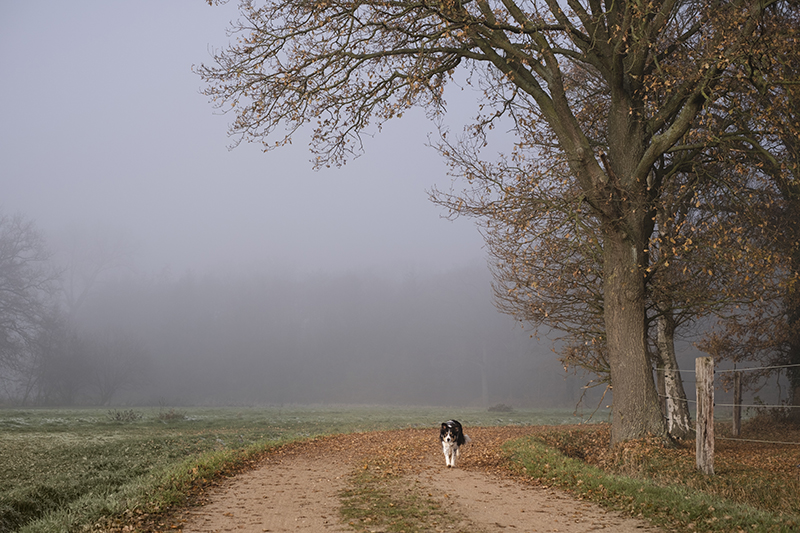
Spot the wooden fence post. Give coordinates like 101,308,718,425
696,356,714,475
732,370,742,437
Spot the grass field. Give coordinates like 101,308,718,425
0,405,595,532
8,405,797,533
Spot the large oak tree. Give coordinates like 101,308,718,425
198,0,777,443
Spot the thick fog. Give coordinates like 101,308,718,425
1,2,598,407
1,1,481,277
62,265,588,406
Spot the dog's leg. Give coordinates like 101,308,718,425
449,445,457,468
445,443,458,467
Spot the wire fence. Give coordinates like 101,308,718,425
657,362,800,375
657,361,800,446
716,436,800,445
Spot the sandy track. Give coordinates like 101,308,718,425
179,428,662,532
181,439,352,532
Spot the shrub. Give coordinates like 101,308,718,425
106,410,142,423
157,408,187,422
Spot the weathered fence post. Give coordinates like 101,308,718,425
732,369,742,437
696,356,714,475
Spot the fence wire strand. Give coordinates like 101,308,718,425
659,394,800,410
716,363,800,374
656,363,800,374
717,402,800,409
717,436,800,446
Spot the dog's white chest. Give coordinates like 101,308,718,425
442,439,459,467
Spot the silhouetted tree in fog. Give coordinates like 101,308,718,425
0,212,57,397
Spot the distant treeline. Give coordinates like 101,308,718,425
5,261,592,407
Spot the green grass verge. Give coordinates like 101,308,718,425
504,434,800,532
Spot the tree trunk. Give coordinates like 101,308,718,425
785,204,800,419
786,194,800,413
657,311,693,439
604,230,667,444
481,346,489,408
732,371,742,436
786,298,800,420
656,363,667,416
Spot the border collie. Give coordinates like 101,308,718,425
440,420,470,468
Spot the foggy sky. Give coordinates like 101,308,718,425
1,1,485,277
1,2,734,410
1,1,574,410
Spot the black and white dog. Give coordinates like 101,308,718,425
440,420,470,468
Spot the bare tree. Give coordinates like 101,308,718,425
198,0,779,443
28,310,93,405
53,224,134,317
89,331,151,405
0,212,57,378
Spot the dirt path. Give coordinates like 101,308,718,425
180,439,352,532
178,427,662,532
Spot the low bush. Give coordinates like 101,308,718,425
157,408,187,422
106,409,142,423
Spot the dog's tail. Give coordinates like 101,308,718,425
464,434,472,444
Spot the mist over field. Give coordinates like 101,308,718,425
68,264,597,407
0,1,611,409
0,1,750,412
